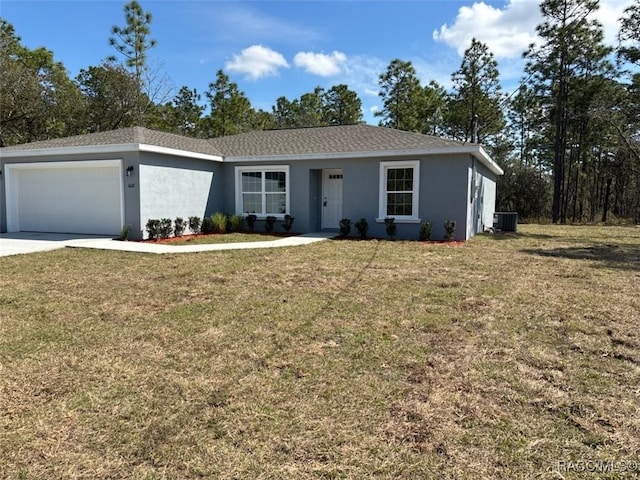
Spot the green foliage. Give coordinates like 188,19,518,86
375,59,423,132
384,217,397,239
201,216,215,235
120,224,131,241
173,217,186,237
282,214,295,232
76,61,140,132
339,218,352,237
211,212,227,234
145,219,160,240
265,216,277,233
246,214,257,232
354,218,368,239
204,70,254,137
159,218,173,239
188,216,201,235
108,0,156,124
229,214,245,232
444,220,456,241
445,38,504,143
419,221,432,241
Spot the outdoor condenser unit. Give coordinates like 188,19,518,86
493,212,518,232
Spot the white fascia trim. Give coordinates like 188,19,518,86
471,145,503,176
1,143,224,162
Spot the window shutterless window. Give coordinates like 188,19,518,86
235,166,290,217
378,160,420,222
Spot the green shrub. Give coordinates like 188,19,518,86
282,214,295,232
419,221,432,241
354,218,368,239
265,215,277,233
212,212,227,234
159,218,173,239
339,218,352,237
444,220,456,241
201,216,215,234
174,217,186,237
246,214,257,232
145,219,160,240
188,216,201,234
384,217,397,239
120,224,131,241
229,214,244,232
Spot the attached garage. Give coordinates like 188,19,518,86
5,160,124,235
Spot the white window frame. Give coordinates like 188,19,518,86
235,165,290,218
377,160,421,223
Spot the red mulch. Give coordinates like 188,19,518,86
138,231,298,244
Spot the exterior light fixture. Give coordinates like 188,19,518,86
126,165,134,176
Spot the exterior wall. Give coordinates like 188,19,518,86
0,150,139,235
466,159,498,239
223,154,475,241
138,153,222,239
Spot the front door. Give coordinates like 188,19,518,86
322,169,343,229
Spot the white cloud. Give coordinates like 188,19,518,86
225,45,289,81
294,51,348,76
433,0,540,59
433,0,633,59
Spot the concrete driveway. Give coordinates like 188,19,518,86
0,232,115,257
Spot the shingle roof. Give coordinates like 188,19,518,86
1,127,224,157
1,124,480,158
208,124,467,157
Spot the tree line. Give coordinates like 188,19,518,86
1,0,639,223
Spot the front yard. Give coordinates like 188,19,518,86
1,225,638,479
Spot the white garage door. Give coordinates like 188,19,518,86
7,160,123,235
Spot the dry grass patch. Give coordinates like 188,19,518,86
1,225,639,479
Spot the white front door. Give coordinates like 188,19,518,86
322,169,343,229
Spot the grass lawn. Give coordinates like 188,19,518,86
1,224,639,479
163,232,289,246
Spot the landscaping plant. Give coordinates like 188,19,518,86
282,214,295,232
173,217,186,237
120,224,131,241
265,215,277,233
201,215,215,234
246,214,257,232
212,212,227,234
384,217,397,239
354,217,368,239
444,220,456,241
145,219,160,240
159,218,173,239
339,218,352,237
229,214,244,232
419,220,433,241
188,216,202,235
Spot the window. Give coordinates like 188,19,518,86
378,161,420,222
235,166,289,217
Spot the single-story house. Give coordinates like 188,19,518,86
0,124,503,241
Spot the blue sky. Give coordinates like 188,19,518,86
2,0,633,124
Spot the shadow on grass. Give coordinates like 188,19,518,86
522,244,640,271
482,231,556,241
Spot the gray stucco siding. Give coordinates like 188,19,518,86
222,154,475,240
138,153,221,239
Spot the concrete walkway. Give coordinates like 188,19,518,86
0,232,337,257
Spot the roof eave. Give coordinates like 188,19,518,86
0,143,224,162
225,145,504,175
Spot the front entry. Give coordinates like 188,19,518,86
322,169,343,229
